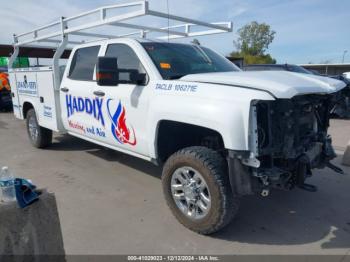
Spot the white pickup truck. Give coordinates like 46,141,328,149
8,2,346,234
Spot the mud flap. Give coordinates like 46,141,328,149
227,153,254,196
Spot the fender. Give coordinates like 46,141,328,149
21,99,38,120
147,81,275,159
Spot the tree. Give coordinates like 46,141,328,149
236,21,275,56
230,21,276,64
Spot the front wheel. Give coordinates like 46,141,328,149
26,109,52,148
162,146,239,234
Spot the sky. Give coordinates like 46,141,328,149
0,0,349,64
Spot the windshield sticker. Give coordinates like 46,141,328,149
160,63,171,69
156,83,197,92
107,99,137,146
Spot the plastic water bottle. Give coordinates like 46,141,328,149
0,166,16,203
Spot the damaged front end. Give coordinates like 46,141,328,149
229,93,343,197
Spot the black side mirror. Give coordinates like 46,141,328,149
130,71,147,85
96,57,119,86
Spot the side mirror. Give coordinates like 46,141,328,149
130,71,147,85
96,57,119,86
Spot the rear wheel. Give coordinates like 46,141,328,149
162,146,239,234
26,109,52,148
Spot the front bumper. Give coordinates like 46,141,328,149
227,93,340,196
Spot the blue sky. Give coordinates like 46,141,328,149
0,0,349,64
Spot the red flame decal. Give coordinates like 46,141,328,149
107,99,137,146
115,106,136,145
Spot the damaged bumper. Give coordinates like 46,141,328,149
228,93,343,196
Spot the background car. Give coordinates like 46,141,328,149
244,63,314,74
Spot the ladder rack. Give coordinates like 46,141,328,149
9,1,232,89
13,1,232,47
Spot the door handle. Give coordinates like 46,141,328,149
60,87,69,93
93,90,105,97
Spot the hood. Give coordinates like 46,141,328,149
180,71,346,99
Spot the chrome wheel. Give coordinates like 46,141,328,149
28,115,39,142
171,166,211,220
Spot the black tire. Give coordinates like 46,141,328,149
26,109,52,148
162,146,239,235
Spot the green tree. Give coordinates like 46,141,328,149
230,21,276,64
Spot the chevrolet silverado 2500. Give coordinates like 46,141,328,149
8,2,346,234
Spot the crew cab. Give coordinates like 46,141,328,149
8,2,347,234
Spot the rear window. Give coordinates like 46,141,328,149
69,46,100,81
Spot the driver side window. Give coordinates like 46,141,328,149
105,44,147,84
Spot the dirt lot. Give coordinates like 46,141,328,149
0,112,350,255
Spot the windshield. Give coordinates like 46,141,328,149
141,42,240,79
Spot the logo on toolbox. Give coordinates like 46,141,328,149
107,99,137,146
16,75,37,96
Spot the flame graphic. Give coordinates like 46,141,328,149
107,99,137,146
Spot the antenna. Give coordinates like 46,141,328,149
166,0,170,42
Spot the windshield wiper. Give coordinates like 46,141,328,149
194,45,212,64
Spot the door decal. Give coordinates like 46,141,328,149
66,95,105,126
107,99,137,146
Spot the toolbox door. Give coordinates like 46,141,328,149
36,69,59,131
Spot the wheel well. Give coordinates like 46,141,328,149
156,120,225,163
22,102,34,119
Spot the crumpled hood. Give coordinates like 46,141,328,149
180,71,346,98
